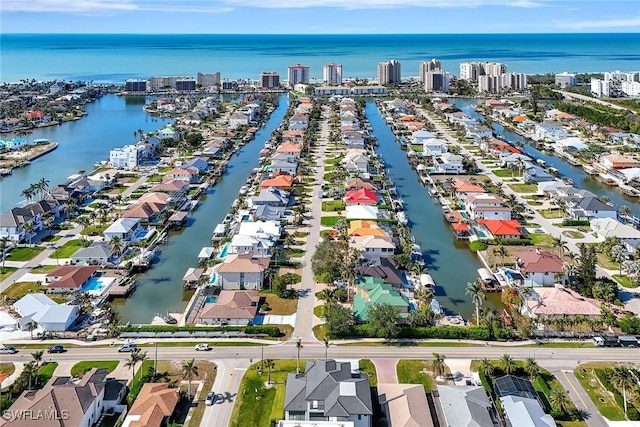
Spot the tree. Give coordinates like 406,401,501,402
368,303,400,340
264,359,275,385
611,367,634,417
109,235,124,261
325,304,355,337
311,240,343,283
26,320,38,339
622,260,640,286
524,357,540,379
465,281,485,325
551,236,569,258
0,236,10,273
22,362,38,390
414,285,435,309
479,358,494,376
499,354,517,375
592,279,619,303
549,389,572,415
124,348,147,385
181,359,199,398
296,338,303,374
576,244,597,296
619,205,632,218
431,353,447,378
37,177,50,200
31,350,44,369
610,244,628,275
492,246,508,267
316,287,346,307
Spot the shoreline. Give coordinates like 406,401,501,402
0,141,58,175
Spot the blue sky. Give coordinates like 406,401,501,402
1,0,639,34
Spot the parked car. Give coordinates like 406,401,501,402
195,343,211,351
0,346,17,354
205,392,216,406
47,345,65,353
118,343,138,352
578,227,587,232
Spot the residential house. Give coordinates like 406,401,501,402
282,130,304,143
271,157,298,175
0,117,21,132
348,220,387,237
565,196,617,220
355,257,405,289
182,268,205,288
229,112,250,128
345,188,377,206
377,383,434,427
1,368,126,427
67,175,106,193
346,205,379,220
345,178,377,191
255,205,286,221
45,265,99,293
342,154,369,173
276,142,303,159
182,157,210,173
343,132,366,148
522,285,601,318
533,122,567,142
282,360,373,427
453,180,486,201
354,277,409,322
350,235,395,260
412,130,438,145
198,290,259,325
598,154,640,170
523,163,555,183
514,250,564,287
500,396,557,427
465,125,493,139
253,187,290,207
466,194,512,220
215,253,269,290
591,217,640,254
228,234,274,257
14,293,79,331
260,175,293,190
0,207,37,241
157,127,178,140
123,383,180,427
238,220,282,240
122,201,166,223
109,144,145,169
422,138,448,156
437,385,498,427
434,153,464,174
164,167,198,183
477,219,523,239
151,180,189,201
103,217,142,242
71,242,114,266
288,113,309,130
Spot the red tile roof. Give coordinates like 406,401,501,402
452,223,469,231
453,180,485,193
260,175,293,189
477,219,522,236
46,266,98,289
516,250,563,273
345,188,377,205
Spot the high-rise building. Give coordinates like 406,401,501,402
259,72,280,89
591,78,611,97
125,79,147,93
323,63,343,86
424,70,450,92
175,79,196,92
287,64,310,88
377,60,401,85
459,62,507,81
197,72,221,88
419,59,442,83
555,72,576,89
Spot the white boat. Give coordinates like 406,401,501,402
430,299,443,316
428,187,439,197
396,212,408,225
420,273,436,287
583,164,598,175
239,185,248,195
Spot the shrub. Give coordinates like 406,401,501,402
469,240,488,252
487,238,532,246
562,219,590,226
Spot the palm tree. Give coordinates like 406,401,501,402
414,285,435,309
432,353,447,379
551,236,569,258
492,245,508,267
23,222,34,247
20,187,35,203
22,362,38,390
549,389,572,415
26,320,38,339
611,367,634,417
181,359,199,398
0,236,9,273
499,354,517,375
610,244,628,275
479,358,494,376
124,348,147,385
76,216,90,232
465,281,485,325
37,177,50,200
109,236,124,260
524,357,540,379
264,359,275,385
619,205,632,219
296,338,303,373
31,350,44,368
323,337,330,360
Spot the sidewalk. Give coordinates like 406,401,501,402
1,362,24,388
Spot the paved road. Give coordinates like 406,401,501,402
292,106,330,342
201,358,249,427
554,90,638,114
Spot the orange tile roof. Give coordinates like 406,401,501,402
477,219,522,236
452,223,469,231
452,180,485,193
260,175,293,189
128,383,179,427
348,220,388,237
276,142,302,153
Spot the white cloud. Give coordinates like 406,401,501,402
221,0,547,8
1,0,231,13
554,18,640,30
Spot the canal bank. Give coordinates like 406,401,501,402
365,101,483,318
450,98,640,218
114,94,290,324
0,95,171,208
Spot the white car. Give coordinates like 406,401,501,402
194,343,211,351
205,392,216,405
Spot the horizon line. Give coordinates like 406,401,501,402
2,31,637,36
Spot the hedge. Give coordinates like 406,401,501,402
486,238,532,246
595,368,640,420
561,219,590,226
121,324,282,337
469,241,488,252
344,324,493,340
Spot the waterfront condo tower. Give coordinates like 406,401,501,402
377,59,401,85
287,64,310,88
197,72,221,88
125,79,147,93
323,63,343,86
419,59,442,83
259,72,280,89
424,70,450,92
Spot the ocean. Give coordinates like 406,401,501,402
1,33,639,83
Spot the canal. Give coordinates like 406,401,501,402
366,101,484,318
0,95,171,209
450,98,640,218
115,93,290,323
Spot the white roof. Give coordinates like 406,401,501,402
423,138,448,146
591,217,640,239
14,293,56,316
500,396,556,427
198,247,215,258
238,221,281,238
14,294,77,325
104,217,140,234
346,205,379,220
619,167,640,180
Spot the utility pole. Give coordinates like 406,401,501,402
154,341,158,378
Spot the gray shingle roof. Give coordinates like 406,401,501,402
437,385,497,427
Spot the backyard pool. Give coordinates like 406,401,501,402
205,296,217,304
458,211,468,219
82,274,116,296
217,244,229,259
209,272,218,286
472,226,489,239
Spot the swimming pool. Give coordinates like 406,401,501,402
459,211,468,219
205,296,217,304
217,244,229,259
473,226,488,239
209,272,218,285
82,274,116,296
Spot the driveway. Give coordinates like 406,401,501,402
372,359,397,383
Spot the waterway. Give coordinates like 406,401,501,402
450,98,640,218
114,93,290,323
0,95,171,210
366,101,484,318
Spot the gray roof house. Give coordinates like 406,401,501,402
253,187,290,207
500,396,556,427
282,360,373,426
71,242,114,266
14,293,79,332
566,196,617,220
437,385,498,427
182,157,209,172
255,205,286,221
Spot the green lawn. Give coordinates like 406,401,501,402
313,304,326,318
70,361,119,377
409,144,423,152
260,292,298,315
574,363,625,421
613,274,636,288
539,210,566,219
320,216,341,227
508,184,539,193
38,362,59,384
229,360,299,427
597,253,620,271
0,267,18,281
80,225,108,236
493,169,522,178
396,360,434,391
0,363,15,376
528,233,556,248
6,246,44,261
561,230,584,239
359,360,378,387
283,248,305,258
30,265,57,274
321,200,346,212
51,239,86,258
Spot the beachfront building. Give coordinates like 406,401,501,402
197,72,221,88
287,64,310,88
460,61,507,81
323,63,343,86
555,72,576,89
281,360,373,427
424,69,450,92
125,79,147,93
14,293,79,332
377,60,401,85
419,59,442,83
259,72,280,89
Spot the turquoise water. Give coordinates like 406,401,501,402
218,244,229,259
1,34,638,83
82,275,105,292
459,211,468,220
205,296,217,304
